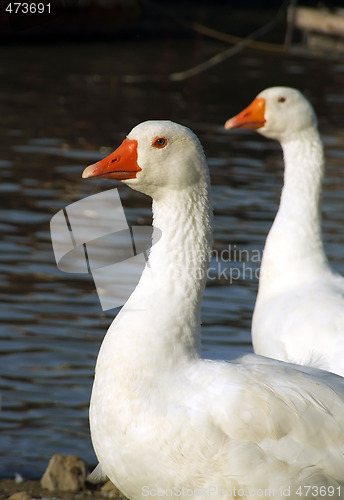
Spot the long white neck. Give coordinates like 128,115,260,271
258,127,329,295
98,182,213,377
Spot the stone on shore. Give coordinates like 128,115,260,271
8,492,31,500
40,453,87,492
101,480,124,498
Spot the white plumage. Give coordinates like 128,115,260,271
83,120,344,499
225,87,344,376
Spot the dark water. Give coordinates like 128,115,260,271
1,37,344,478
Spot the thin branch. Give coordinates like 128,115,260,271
122,0,290,84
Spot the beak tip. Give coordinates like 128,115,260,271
82,164,96,179
224,118,234,130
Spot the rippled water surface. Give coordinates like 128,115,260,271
1,36,344,477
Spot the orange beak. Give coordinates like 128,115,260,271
224,98,266,130
82,138,141,180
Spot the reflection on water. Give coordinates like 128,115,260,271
1,39,344,477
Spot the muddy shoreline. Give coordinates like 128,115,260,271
0,478,127,500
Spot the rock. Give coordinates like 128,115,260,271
101,480,124,498
40,453,87,492
14,474,24,484
8,492,31,500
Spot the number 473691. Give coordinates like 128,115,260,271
295,485,341,496
5,3,51,14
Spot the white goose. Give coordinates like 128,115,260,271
83,120,344,500
225,87,344,376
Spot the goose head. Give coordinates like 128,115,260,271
82,120,209,200
224,86,317,141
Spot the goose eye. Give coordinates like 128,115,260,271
153,137,167,148
278,97,286,103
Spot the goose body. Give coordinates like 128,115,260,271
83,120,344,499
225,87,344,376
